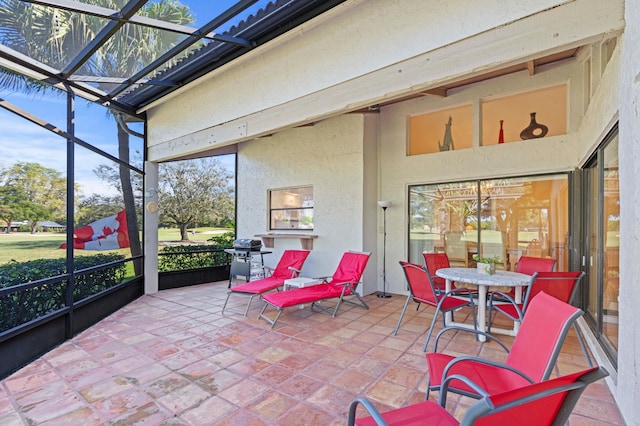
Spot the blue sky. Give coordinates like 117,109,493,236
0,1,246,197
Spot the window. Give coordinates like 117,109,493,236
408,174,569,271
408,104,473,155
269,186,314,230
481,85,567,145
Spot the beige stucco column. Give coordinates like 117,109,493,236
617,1,640,419
143,161,159,294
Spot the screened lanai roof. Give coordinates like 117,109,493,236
0,0,346,119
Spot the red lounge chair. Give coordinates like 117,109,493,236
347,366,608,426
425,292,584,400
221,249,310,316
258,251,370,328
488,271,592,366
393,261,476,345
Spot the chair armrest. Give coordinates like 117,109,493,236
488,290,524,318
441,356,535,394
287,266,302,278
263,265,275,277
347,397,388,426
313,275,332,283
432,325,510,353
439,374,490,406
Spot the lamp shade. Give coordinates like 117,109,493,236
377,200,392,208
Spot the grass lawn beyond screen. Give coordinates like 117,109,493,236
0,227,231,265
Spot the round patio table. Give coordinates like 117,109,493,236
435,268,531,342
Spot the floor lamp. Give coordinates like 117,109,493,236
377,200,392,298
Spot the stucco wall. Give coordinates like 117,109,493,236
377,59,583,296
236,114,378,295
145,0,622,162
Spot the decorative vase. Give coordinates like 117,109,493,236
498,120,504,143
520,112,548,140
477,262,496,275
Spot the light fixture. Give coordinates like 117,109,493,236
377,200,392,298
146,201,159,213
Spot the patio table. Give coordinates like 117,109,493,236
435,268,531,342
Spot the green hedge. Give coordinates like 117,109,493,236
158,232,234,272
0,254,126,333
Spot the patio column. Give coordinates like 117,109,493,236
144,161,159,294
617,0,640,421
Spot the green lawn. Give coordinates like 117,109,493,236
0,227,232,265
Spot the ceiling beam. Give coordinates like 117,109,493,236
419,88,448,97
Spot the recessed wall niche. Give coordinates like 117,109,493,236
481,85,567,145
408,104,472,155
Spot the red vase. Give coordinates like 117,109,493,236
498,120,504,144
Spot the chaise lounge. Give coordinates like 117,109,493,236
258,251,370,328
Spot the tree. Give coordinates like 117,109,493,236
0,162,66,233
0,0,197,261
0,185,28,233
76,193,124,226
159,158,234,241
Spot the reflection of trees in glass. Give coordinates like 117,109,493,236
409,190,435,230
0,162,66,233
410,183,480,232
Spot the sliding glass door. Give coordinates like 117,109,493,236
582,126,619,365
408,174,569,271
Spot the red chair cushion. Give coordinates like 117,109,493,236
354,400,458,426
426,353,532,396
331,252,370,284
270,249,311,280
262,283,348,308
230,277,283,295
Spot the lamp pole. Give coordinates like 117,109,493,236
377,201,392,298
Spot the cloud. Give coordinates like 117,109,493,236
0,109,118,196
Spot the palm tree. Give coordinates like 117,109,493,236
0,0,196,266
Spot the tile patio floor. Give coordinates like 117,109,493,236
0,281,624,425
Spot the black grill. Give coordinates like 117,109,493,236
233,239,262,251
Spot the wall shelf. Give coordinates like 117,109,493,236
255,233,318,250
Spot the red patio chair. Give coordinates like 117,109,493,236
258,251,370,328
347,366,608,426
221,249,310,316
515,255,556,275
488,271,592,366
423,252,478,295
491,255,555,300
393,261,476,345
423,252,454,291
425,292,584,400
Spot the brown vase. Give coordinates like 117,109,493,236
520,112,548,140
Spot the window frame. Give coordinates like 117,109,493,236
268,185,314,231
